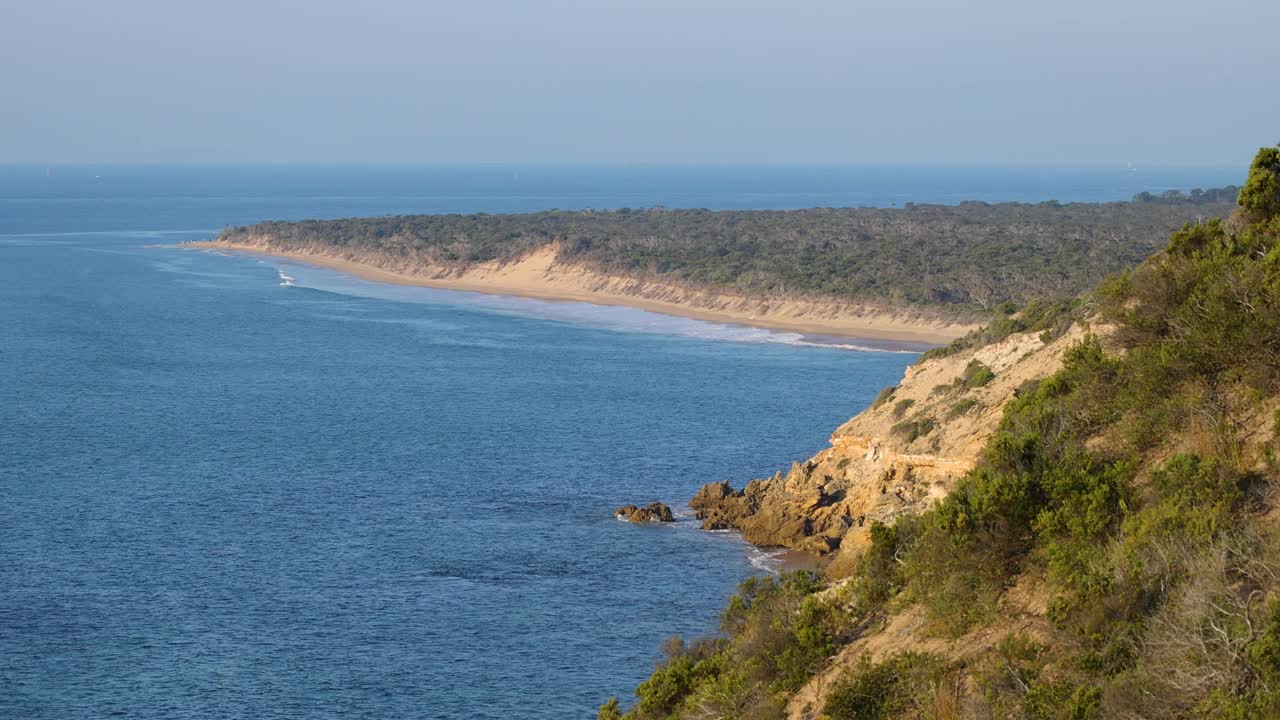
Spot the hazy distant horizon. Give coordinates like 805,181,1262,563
0,165,1248,237
5,0,1278,166
0,161,1249,170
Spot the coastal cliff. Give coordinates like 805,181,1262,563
689,321,1094,577
603,148,1280,720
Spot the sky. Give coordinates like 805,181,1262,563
2,0,1277,165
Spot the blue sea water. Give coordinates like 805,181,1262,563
0,165,1236,719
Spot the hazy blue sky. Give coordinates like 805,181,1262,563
2,0,1276,165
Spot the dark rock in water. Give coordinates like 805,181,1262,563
615,502,675,523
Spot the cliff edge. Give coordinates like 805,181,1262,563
691,322,1096,577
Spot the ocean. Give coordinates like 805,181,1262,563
0,164,1239,718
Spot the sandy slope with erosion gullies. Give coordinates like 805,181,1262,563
183,237,979,344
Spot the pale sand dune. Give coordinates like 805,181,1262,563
183,240,979,344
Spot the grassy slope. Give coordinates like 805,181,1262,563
602,149,1280,720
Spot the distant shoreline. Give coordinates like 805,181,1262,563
181,240,976,345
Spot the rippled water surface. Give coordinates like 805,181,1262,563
0,168,923,719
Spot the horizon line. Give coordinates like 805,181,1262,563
0,159,1247,170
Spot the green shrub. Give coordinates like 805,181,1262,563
1119,454,1244,552
891,398,915,419
1238,146,1280,216
1166,218,1226,256
634,643,707,717
930,382,957,397
824,652,947,720
963,360,996,388
1246,600,1280,688
621,570,846,719
871,386,897,409
1023,680,1101,720
597,697,623,720
772,595,842,691
890,417,936,444
841,520,914,614
1031,452,1134,593
919,297,1083,362
947,398,978,418
979,635,1046,700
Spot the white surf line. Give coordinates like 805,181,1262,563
209,249,924,355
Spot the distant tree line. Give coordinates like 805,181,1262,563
221,190,1239,316
1132,185,1240,204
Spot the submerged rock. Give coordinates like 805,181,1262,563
615,502,675,523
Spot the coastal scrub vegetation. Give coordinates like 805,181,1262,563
606,148,1280,718
918,296,1083,362
219,192,1235,319
598,571,847,720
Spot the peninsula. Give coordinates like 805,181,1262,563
189,190,1235,344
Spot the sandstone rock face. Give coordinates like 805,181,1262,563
690,324,1098,576
615,502,675,523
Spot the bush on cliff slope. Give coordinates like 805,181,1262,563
599,571,848,720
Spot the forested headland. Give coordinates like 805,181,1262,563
217,188,1236,320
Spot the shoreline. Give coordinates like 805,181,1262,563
181,240,977,345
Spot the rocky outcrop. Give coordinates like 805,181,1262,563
691,477,845,555
691,323,1099,576
615,502,675,523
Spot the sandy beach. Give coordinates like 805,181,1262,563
182,240,978,344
